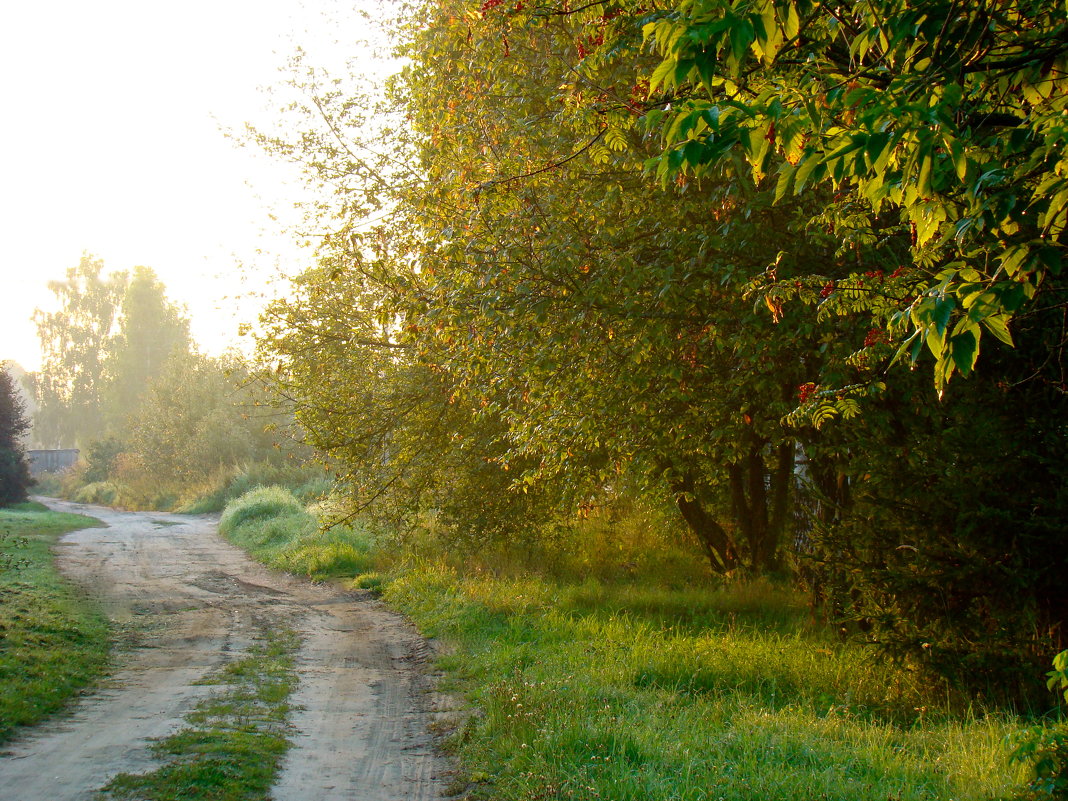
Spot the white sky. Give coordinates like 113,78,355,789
0,0,385,370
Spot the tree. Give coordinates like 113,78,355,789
104,266,191,431
258,260,572,544
0,364,34,506
33,258,192,448
250,0,877,573
625,0,1068,696
32,255,126,447
245,0,1067,704
387,0,892,572
798,344,1068,704
639,0,1067,396
125,351,277,485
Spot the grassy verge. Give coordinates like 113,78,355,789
218,487,1035,801
219,486,377,581
38,460,331,515
101,626,299,801
0,500,108,743
385,567,1026,801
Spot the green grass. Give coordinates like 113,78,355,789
101,627,299,801
220,487,378,581
383,566,1028,801
177,463,332,515
0,501,108,743
216,488,1041,801
43,458,331,515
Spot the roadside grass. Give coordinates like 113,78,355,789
101,626,299,801
220,487,377,581
384,566,1026,801
43,460,331,515
218,488,1034,801
0,501,108,743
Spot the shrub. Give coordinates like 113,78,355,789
1007,722,1068,800
219,487,304,535
72,482,119,506
81,438,124,484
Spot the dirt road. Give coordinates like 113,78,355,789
0,499,452,801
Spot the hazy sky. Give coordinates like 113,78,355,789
1,0,379,370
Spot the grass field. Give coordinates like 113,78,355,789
0,500,107,743
384,567,1028,801
219,487,1043,801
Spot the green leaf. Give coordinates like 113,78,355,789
948,138,968,182
999,246,1029,278
783,2,800,39
774,163,794,202
981,314,1014,347
865,131,891,173
649,58,678,94
949,328,979,377
933,296,954,337
792,153,822,194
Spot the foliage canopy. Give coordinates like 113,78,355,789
249,0,1068,703
639,0,1068,394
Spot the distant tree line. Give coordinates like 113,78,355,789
28,255,289,506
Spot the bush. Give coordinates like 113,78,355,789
81,438,124,484
802,366,1068,709
179,462,331,514
1007,722,1068,800
72,482,119,506
219,487,305,535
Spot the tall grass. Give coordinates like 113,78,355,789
220,487,377,580
384,565,1025,801
177,462,332,514
0,502,108,742
37,460,331,514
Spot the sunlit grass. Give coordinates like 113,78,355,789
220,486,377,580
384,564,1025,801
217,489,1036,800
0,501,108,743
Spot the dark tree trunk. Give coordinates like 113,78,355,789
764,441,795,572
728,438,796,573
672,471,739,574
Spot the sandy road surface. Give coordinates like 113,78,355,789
0,498,452,801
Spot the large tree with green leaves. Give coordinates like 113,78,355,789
33,255,127,447
124,351,276,485
252,0,887,573
104,266,191,432
620,0,1068,694
251,0,1068,703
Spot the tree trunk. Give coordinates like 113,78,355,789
672,471,739,574
764,441,795,573
728,438,795,573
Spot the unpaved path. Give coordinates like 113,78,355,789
0,498,452,801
